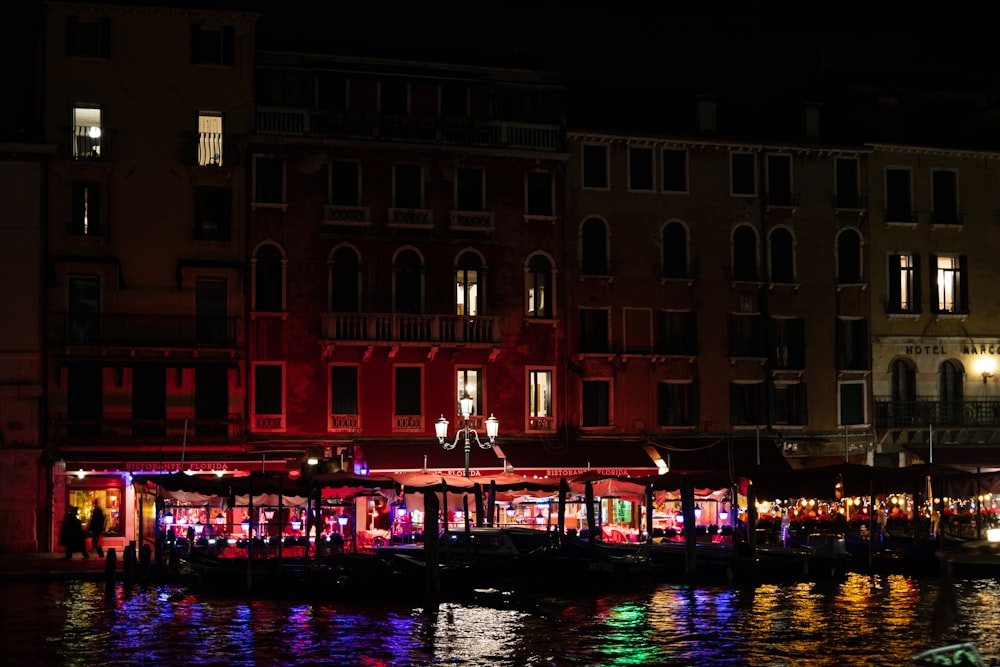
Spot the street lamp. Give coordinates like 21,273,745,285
435,396,499,478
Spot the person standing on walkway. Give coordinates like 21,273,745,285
60,506,88,560
88,499,106,558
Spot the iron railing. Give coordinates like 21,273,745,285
875,400,1000,428
50,413,246,447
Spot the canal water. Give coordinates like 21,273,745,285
0,573,997,666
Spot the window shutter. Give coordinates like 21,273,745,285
929,254,938,313
959,255,969,312
888,254,901,311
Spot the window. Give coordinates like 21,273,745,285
657,382,698,427
441,83,468,117
931,170,959,225
836,229,862,284
330,246,361,312
194,366,228,437
730,382,764,426
661,148,687,193
732,225,758,281
891,358,916,402
623,307,652,354
131,365,165,438
766,154,792,206
318,72,347,111
527,369,554,430
253,243,284,312
67,275,100,344
394,164,423,208
659,311,697,355
835,157,861,209
72,105,102,159
67,363,102,438
932,254,967,314
71,182,101,236
191,24,234,66
198,113,223,166
731,152,756,196
838,381,866,426
457,368,482,417
628,145,654,191
381,80,408,114
394,366,423,429
771,383,807,426
68,16,110,58
68,487,122,538
393,248,423,314
885,168,913,222
887,253,920,314
768,227,795,283
731,314,763,357
195,278,228,345
581,217,609,276
579,308,609,354
769,317,805,369
525,171,554,217
194,188,230,241
330,365,359,430
939,360,963,426
582,379,611,427
455,251,482,316
526,253,554,318
330,161,361,207
252,363,284,431
456,168,484,212
253,156,284,204
582,144,608,189
661,221,688,279
836,318,868,371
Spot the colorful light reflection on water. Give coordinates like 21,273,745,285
2,573,1000,666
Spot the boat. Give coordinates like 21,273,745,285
911,642,988,666
936,538,1000,580
374,526,660,595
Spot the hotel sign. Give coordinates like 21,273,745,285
902,344,1000,356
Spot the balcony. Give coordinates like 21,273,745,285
875,400,1000,428
322,204,371,227
255,107,564,152
321,313,499,345
50,413,246,448
59,313,239,349
449,210,495,232
387,207,433,229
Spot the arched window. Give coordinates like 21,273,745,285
732,225,758,281
455,251,483,316
393,248,423,314
581,217,608,276
526,253,554,318
939,360,963,426
836,228,862,284
769,227,794,283
253,243,284,312
330,246,361,312
661,221,688,279
890,358,916,402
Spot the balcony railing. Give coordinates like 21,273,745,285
255,107,564,152
59,313,239,348
875,400,1000,428
321,313,499,344
50,414,246,447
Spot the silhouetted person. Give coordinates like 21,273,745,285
88,499,106,557
60,506,88,560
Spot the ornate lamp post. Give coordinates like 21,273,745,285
435,396,499,478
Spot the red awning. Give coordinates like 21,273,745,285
492,440,661,478
355,442,506,477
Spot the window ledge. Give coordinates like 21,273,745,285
886,313,921,320
885,221,918,229
523,214,558,224
251,202,289,211
523,317,558,327
931,223,963,232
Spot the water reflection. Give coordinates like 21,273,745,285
3,573,1000,666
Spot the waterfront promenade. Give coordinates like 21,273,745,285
0,551,125,583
